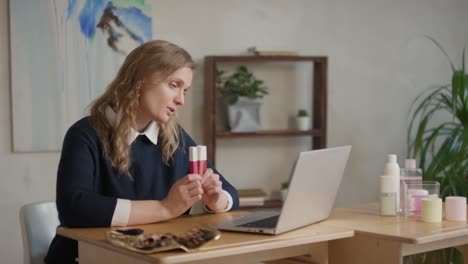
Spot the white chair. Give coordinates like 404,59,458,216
20,201,59,264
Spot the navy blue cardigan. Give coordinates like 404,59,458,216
45,117,239,263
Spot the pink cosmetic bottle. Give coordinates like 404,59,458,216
197,145,207,175
189,146,199,174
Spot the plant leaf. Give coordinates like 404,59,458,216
452,71,463,116
424,35,455,71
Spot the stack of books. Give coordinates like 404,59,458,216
238,188,267,207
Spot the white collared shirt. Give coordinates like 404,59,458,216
105,106,233,226
105,106,159,145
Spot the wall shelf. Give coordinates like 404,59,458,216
203,55,327,164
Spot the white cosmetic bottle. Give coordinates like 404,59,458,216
380,175,398,215
383,154,400,213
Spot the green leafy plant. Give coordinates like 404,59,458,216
406,36,467,264
407,37,468,198
281,181,289,190
297,109,309,117
217,65,268,105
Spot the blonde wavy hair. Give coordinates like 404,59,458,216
90,40,195,175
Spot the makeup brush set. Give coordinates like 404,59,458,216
106,226,221,253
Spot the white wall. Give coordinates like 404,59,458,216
1,0,467,262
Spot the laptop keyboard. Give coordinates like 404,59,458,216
237,215,279,228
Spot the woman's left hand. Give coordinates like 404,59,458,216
201,168,228,212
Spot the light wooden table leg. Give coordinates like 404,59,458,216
306,242,328,264
328,235,403,264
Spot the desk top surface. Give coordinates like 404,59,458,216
326,203,468,244
58,203,468,262
57,210,352,263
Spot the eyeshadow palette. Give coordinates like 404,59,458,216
106,226,221,253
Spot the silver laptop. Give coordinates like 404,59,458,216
212,145,351,235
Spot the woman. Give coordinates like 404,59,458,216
45,40,239,263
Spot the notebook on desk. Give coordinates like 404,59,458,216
212,145,351,235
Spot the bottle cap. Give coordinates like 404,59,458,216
197,145,207,160
405,159,416,169
189,147,198,161
407,189,428,196
387,154,397,163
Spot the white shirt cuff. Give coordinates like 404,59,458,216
204,190,233,213
222,190,234,211
111,199,131,226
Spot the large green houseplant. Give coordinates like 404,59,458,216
406,37,468,264
407,37,468,197
216,65,269,132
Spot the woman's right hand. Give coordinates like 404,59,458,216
162,174,203,217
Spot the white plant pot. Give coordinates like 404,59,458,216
280,189,288,202
227,97,263,132
296,116,310,131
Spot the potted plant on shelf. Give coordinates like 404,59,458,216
296,109,310,131
280,181,289,202
406,36,467,264
217,65,268,132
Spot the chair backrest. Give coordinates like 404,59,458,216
20,201,59,264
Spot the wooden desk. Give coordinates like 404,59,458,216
57,211,353,264
326,203,468,264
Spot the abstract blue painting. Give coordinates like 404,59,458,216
10,0,152,152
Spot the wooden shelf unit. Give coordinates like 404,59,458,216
203,55,327,164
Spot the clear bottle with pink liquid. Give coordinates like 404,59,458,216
400,159,423,214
